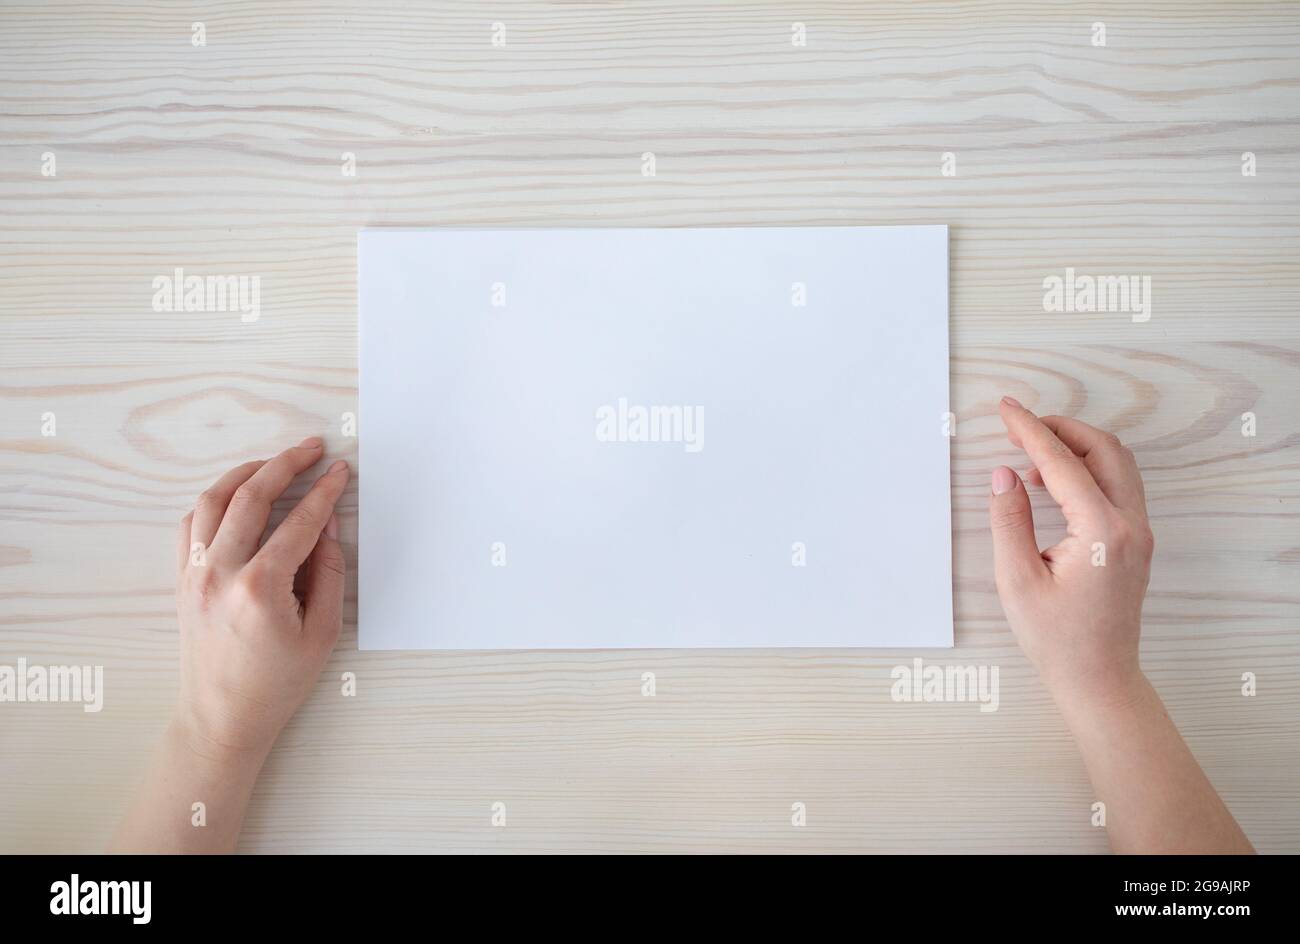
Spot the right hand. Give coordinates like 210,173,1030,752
988,397,1155,709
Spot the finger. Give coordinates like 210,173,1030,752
1038,415,1147,517
301,514,346,645
998,397,1110,521
989,466,1048,589
177,512,194,574
190,460,266,549
212,438,325,562
254,460,349,575
1023,467,1044,488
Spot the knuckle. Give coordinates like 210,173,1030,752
1042,452,1080,474
284,504,319,531
188,568,221,612
992,504,1032,533
1045,435,1076,459
231,568,272,609
195,489,224,513
1097,431,1136,464
1104,514,1154,558
1107,515,1134,545
316,543,346,578
230,481,266,508
237,563,271,592
319,555,346,580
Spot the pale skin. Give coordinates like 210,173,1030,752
110,437,349,854
991,396,1253,854
112,404,1253,854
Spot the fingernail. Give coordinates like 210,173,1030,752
326,513,338,539
1001,396,1022,410
991,466,1018,495
327,459,348,475
299,436,323,450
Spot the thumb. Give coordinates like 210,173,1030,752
302,514,346,646
988,466,1046,588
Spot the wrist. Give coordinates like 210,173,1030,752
1050,663,1154,730
168,705,276,773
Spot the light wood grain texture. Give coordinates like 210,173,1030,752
1,1,1297,853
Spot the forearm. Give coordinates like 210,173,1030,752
109,716,269,854
1055,672,1254,854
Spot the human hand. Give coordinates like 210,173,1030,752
174,438,349,759
988,397,1154,710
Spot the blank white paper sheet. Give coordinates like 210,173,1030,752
358,226,951,649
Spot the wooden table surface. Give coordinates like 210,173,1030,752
1,2,1297,853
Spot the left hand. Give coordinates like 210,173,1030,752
174,438,349,758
